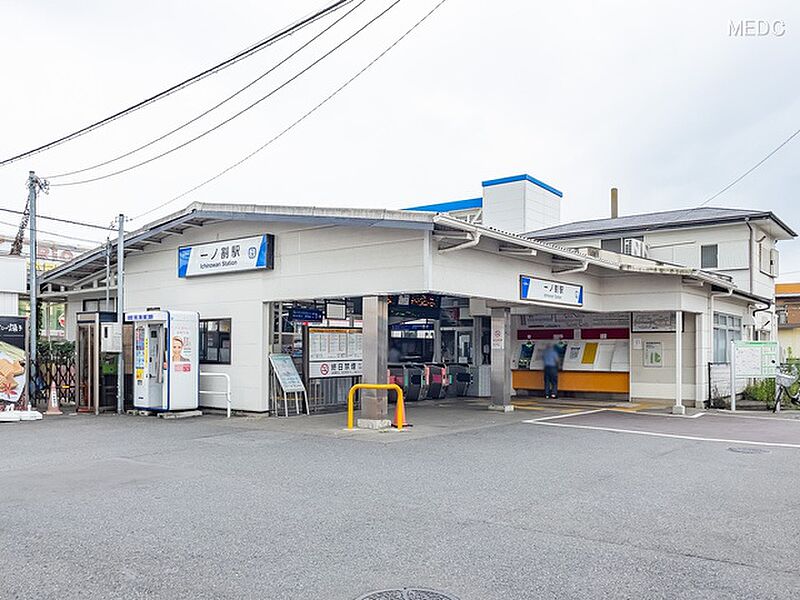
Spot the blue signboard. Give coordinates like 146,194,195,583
288,308,323,323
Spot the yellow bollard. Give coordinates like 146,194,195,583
347,383,404,430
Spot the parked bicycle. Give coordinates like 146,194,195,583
774,363,800,412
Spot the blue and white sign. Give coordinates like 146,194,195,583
520,275,584,307
178,234,274,278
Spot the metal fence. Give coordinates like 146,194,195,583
707,362,748,409
35,345,76,405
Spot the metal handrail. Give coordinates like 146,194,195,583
199,372,231,418
347,383,404,430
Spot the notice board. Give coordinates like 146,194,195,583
269,354,306,393
306,327,363,379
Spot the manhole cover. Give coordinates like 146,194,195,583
728,446,770,454
356,589,461,600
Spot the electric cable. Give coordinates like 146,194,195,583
49,0,404,188
45,0,368,180
645,127,800,232
0,207,114,230
0,219,103,245
130,0,449,223
0,0,355,167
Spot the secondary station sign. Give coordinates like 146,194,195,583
178,234,274,278
520,275,584,307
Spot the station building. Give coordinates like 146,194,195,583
38,173,794,420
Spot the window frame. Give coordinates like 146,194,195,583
199,318,232,365
712,311,742,362
700,244,719,269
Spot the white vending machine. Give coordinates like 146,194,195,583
126,309,199,412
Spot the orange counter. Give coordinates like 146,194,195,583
512,369,630,394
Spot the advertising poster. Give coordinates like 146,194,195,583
644,341,663,367
0,316,27,408
170,315,196,374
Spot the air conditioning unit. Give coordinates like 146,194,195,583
623,238,648,258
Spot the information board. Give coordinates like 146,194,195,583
307,327,363,379
269,354,306,393
733,341,779,378
632,312,677,333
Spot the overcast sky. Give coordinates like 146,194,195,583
1,1,798,276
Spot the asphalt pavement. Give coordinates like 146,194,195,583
2,407,800,599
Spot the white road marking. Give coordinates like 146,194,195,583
522,409,608,423
529,421,800,449
609,409,705,419
708,411,800,423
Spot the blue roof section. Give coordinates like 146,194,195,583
481,174,563,198
404,197,483,212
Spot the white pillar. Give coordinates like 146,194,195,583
695,311,708,409
488,307,513,412
672,310,685,415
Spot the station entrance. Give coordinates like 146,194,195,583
268,294,491,416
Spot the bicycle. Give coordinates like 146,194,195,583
774,363,800,412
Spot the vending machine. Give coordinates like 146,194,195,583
126,309,199,412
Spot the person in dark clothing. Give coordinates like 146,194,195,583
542,344,560,399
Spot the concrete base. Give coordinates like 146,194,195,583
671,405,686,415
488,404,515,413
357,418,392,430
158,410,203,420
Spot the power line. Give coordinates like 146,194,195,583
50,0,404,188
131,0,450,223
0,219,103,245
45,0,368,180
647,126,800,232
0,206,114,230
0,0,355,168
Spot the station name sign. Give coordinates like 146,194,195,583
520,275,584,307
178,234,274,278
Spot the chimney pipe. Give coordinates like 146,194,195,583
610,187,619,219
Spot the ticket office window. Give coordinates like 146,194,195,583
200,318,231,364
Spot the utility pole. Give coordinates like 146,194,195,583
27,171,42,404
116,214,125,414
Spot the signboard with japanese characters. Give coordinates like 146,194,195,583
307,327,363,379
269,354,306,393
0,316,27,408
520,275,584,307
632,311,677,333
177,234,274,278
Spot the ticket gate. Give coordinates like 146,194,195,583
446,364,473,397
425,363,448,399
76,311,122,413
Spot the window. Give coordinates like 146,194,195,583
701,244,718,269
713,312,742,362
199,318,231,364
82,298,116,312
601,238,622,253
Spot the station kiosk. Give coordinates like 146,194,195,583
126,309,199,412
76,311,122,413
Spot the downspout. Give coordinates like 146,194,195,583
745,218,768,295
438,232,481,253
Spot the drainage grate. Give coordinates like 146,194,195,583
356,589,461,600
728,446,770,454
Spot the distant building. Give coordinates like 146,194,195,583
777,283,800,357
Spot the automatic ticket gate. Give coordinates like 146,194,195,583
127,310,199,412
76,311,122,413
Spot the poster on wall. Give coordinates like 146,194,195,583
0,316,27,408
307,327,363,378
644,341,663,367
632,312,677,333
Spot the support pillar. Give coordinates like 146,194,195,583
695,311,709,409
488,307,513,412
672,310,685,415
359,296,390,429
